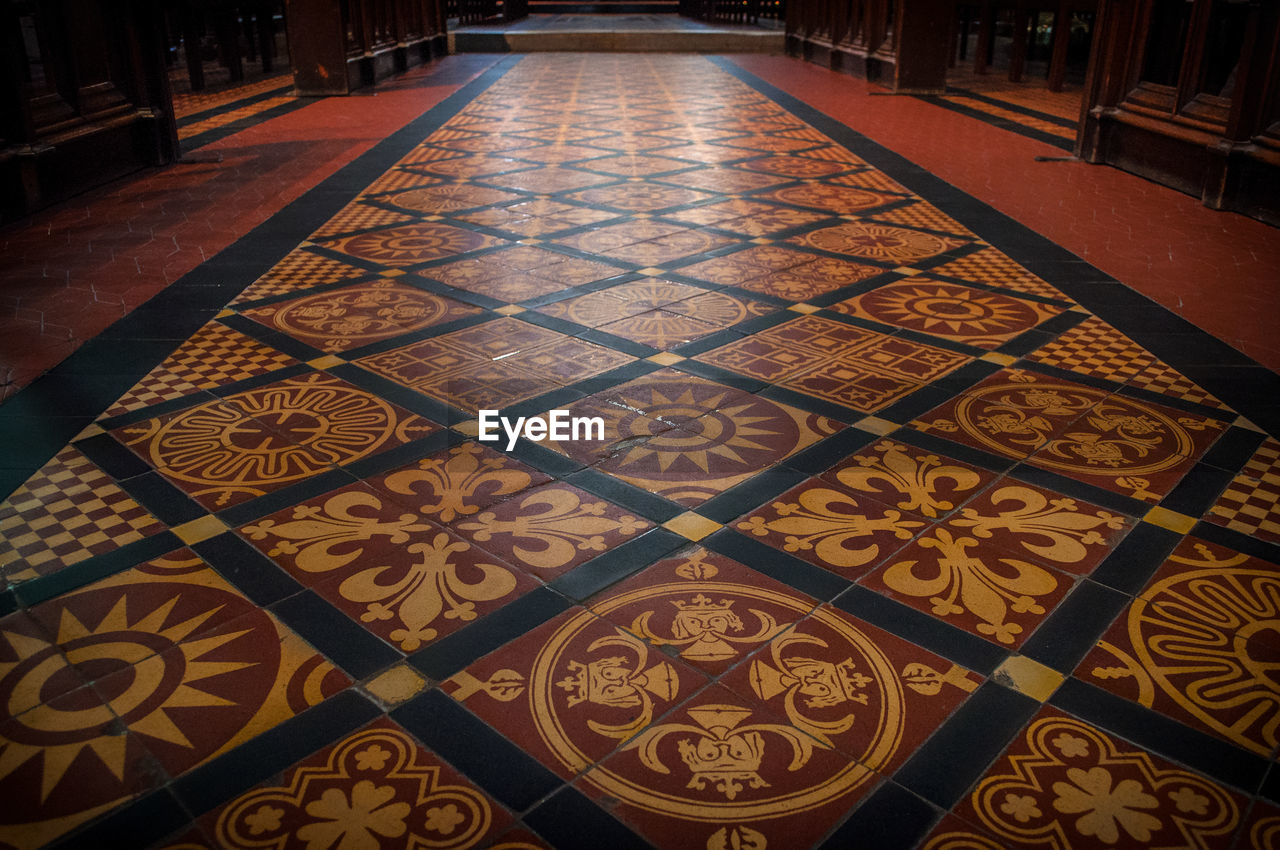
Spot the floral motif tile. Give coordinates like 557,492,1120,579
734,257,885,301
453,481,651,578
553,220,688,255
535,291,655,327
818,439,998,521
860,478,1131,646
954,709,1245,849
0,446,164,582
1076,536,1280,756
482,166,618,194
832,279,1064,348
675,167,792,193
241,486,539,652
197,719,512,849
0,551,347,845
573,153,693,177
736,478,923,577
240,281,482,353
115,372,436,509
321,223,505,267
698,315,971,412
787,222,968,264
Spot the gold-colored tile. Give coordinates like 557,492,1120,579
363,664,428,707
380,269,407,278
172,514,228,545
452,419,481,436
787,303,822,314
662,511,723,541
994,654,1064,701
638,267,665,276
1143,506,1197,534
893,266,920,275
1235,416,1265,433
215,308,236,319
307,355,346,370
750,237,773,245
646,352,686,366
980,352,1018,366
854,415,899,436
494,305,526,316
75,424,106,440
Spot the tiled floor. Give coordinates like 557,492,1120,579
0,52,1278,850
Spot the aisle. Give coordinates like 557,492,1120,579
0,54,1277,850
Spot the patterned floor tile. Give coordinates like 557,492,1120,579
535,290,654,327
0,550,348,846
103,320,299,417
240,281,482,353
1076,535,1280,755
553,220,688,255
929,246,1072,302
115,372,436,509
574,375,841,506
442,604,709,780
453,481,651,578
953,708,1245,848
566,549,978,849
678,245,824,286
241,484,539,652
230,250,370,305
0,446,164,582
735,258,885,301
698,315,971,412
818,438,1000,521
572,153,693,177
760,182,897,215
665,291,778,327
832,278,1064,348
309,202,416,239
912,368,1226,501
482,166,618,194
860,478,1129,646
566,182,714,212
322,223,505,267
872,202,976,237
1030,315,1230,410
1204,436,1280,543
356,318,633,413
736,477,924,577
596,309,722,349
787,221,968,264
675,167,792,193
736,154,855,179
195,719,513,849
383,183,524,213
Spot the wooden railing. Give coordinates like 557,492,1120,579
1,0,178,222
680,0,783,24
165,2,286,93
288,0,448,94
448,0,526,24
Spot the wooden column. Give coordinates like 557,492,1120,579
893,0,953,93
1046,1,1071,91
285,0,352,95
973,0,994,74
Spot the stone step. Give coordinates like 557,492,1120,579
451,13,784,53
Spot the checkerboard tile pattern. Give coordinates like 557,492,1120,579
1205,437,1280,542
0,447,164,579
102,320,299,417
